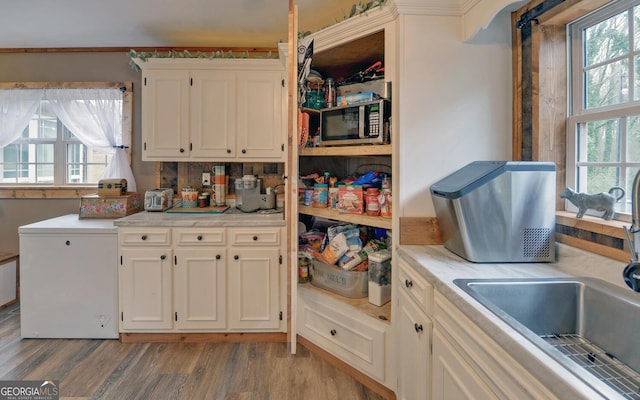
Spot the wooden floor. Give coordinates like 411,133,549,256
0,303,384,400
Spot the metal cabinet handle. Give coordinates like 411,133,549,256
242,149,247,154
330,329,337,336
253,235,258,241
179,148,185,153
234,255,239,260
405,279,413,288
160,255,166,260
227,149,231,154
414,323,423,333
216,254,221,260
197,235,203,241
65,240,71,246
141,235,147,241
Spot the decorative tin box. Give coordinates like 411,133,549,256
97,179,127,197
79,192,141,219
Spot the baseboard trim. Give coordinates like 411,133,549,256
119,331,288,343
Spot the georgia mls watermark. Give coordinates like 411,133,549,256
0,380,58,400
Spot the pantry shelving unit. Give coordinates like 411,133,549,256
291,5,397,397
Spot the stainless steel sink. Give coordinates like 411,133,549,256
454,277,640,400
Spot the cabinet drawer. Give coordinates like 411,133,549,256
119,228,171,246
229,228,280,246
173,228,225,246
298,294,386,381
398,258,433,317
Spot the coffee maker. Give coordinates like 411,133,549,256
238,175,261,212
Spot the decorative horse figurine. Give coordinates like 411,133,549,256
560,186,625,220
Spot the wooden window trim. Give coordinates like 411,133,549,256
513,0,629,259
0,81,133,199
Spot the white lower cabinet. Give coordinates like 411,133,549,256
228,246,280,330
119,246,173,330
174,247,226,330
395,259,433,400
297,286,389,384
397,288,432,400
396,255,560,400
118,226,284,333
432,328,497,400
433,291,559,400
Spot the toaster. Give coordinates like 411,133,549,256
144,188,174,211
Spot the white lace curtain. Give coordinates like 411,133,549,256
0,87,136,191
0,89,44,148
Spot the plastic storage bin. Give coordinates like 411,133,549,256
368,250,391,306
310,259,368,298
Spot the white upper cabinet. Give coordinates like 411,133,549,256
141,69,191,159
137,58,286,162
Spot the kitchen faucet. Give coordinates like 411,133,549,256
623,169,640,291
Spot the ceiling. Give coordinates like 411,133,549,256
0,0,360,49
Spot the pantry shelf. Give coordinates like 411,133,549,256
299,144,392,157
299,205,392,230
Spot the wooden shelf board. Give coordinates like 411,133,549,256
299,144,392,157
299,205,392,229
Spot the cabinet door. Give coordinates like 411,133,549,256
236,70,285,160
228,246,280,330
397,289,432,400
190,70,237,158
174,248,226,330
119,247,173,330
432,328,498,400
142,69,191,160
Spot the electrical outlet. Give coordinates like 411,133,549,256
202,172,211,186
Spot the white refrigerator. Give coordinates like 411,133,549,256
19,214,119,339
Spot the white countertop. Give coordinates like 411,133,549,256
113,208,285,227
18,214,117,234
398,243,630,400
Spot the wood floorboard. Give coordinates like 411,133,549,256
0,303,386,400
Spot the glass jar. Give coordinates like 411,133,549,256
365,187,380,216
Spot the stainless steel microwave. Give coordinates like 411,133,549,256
319,99,390,146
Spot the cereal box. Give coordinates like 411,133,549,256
337,185,363,214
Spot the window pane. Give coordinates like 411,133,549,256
636,5,640,51
36,164,54,183
65,144,110,184
577,119,620,162
578,165,622,193
628,116,640,161
586,59,629,108
635,54,640,100
86,164,106,183
624,166,640,213
67,163,85,183
36,143,54,163
585,11,629,67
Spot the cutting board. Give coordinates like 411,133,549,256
166,205,229,214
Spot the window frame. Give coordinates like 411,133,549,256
566,0,640,222
0,82,133,198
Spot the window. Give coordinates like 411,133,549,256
0,83,133,192
568,0,640,220
1,100,112,185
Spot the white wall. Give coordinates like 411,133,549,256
398,9,513,217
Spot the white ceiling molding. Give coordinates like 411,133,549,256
461,0,527,41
